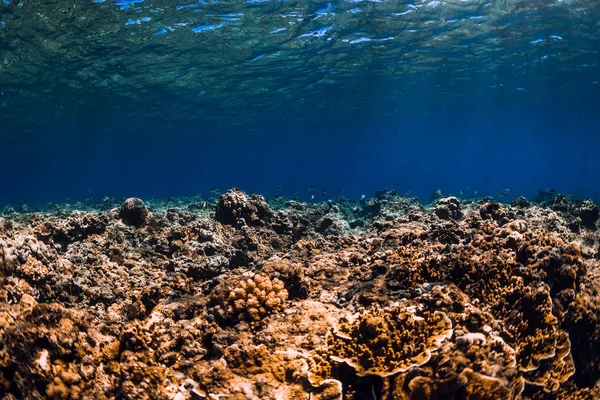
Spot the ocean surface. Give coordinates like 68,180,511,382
0,0,599,206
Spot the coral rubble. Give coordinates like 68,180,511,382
0,189,599,399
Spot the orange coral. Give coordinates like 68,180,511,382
308,303,452,384
212,273,288,323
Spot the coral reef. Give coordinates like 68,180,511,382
0,189,599,399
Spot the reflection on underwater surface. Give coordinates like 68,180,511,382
0,0,599,124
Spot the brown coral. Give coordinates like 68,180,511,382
0,190,598,399
308,303,452,384
0,303,120,399
215,188,270,228
212,273,288,323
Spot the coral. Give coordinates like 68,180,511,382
479,202,514,225
0,190,598,399
215,188,270,228
434,196,462,220
119,198,150,227
118,350,169,400
211,273,288,323
259,256,310,299
393,366,524,400
0,303,120,399
307,303,453,384
308,284,529,399
558,249,600,387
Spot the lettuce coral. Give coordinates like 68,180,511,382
308,303,452,384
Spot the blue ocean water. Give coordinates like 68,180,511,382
0,0,598,207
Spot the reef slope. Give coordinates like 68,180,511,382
1,189,599,399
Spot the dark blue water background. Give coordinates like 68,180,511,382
5,88,598,207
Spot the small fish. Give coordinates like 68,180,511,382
308,186,316,191
322,189,327,196
404,191,411,196
273,194,283,201
497,188,511,197
276,187,282,192
466,186,469,191
474,191,478,195
193,193,201,198
395,182,400,186
361,194,366,200
209,188,220,194
460,191,464,195
310,194,315,199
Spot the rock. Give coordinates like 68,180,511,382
214,188,270,228
579,200,599,230
272,209,301,234
549,194,570,212
511,196,531,208
435,197,462,220
119,198,149,227
430,189,444,204
435,204,451,220
349,219,365,229
316,214,349,236
2,206,16,216
567,217,581,233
